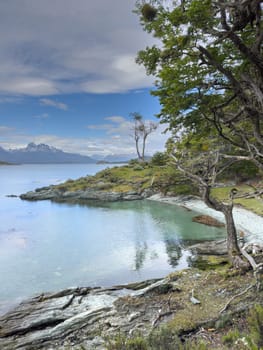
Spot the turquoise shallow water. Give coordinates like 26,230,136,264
0,164,226,314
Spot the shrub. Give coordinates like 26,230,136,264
134,165,144,171
247,304,263,348
151,152,169,166
222,329,241,346
129,159,141,166
104,333,147,350
148,325,182,349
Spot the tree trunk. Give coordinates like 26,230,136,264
223,205,241,257
202,185,249,269
141,135,147,161
135,135,142,160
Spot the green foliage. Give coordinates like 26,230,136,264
221,305,263,349
134,165,144,171
147,325,182,349
104,333,147,350
104,327,209,350
128,158,141,166
141,4,157,22
222,161,260,182
222,329,241,346
247,304,263,348
136,0,263,174
151,152,169,166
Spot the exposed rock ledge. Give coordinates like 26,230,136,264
0,267,260,350
20,186,155,202
0,278,173,349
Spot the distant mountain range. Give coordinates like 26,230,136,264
0,143,137,164
94,153,138,163
0,143,96,164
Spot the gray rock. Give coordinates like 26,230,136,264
0,278,176,349
20,187,155,203
190,239,228,255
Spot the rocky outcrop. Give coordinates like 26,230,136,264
192,215,225,227
0,278,175,350
20,186,155,202
189,239,228,255
0,268,260,350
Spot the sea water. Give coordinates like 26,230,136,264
0,164,226,314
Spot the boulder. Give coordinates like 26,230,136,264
190,239,227,255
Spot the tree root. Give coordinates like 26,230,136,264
240,247,263,290
219,283,256,315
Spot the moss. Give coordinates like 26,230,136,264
53,164,185,195
222,329,241,346
104,333,148,350
111,184,133,193
191,255,229,271
247,304,263,348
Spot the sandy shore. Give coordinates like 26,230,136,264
148,194,263,244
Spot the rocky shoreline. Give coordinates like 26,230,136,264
3,175,262,349
20,185,155,202
1,264,261,350
148,194,263,244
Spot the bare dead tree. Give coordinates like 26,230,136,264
171,150,251,270
130,112,158,161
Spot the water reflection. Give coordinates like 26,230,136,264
0,164,227,315
164,239,182,268
134,241,148,271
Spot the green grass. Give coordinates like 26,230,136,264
54,164,193,195
212,185,263,216
54,164,262,215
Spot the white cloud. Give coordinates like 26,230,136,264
86,124,112,130
40,98,68,110
0,78,58,96
0,1,156,96
33,113,49,119
0,96,23,104
105,116,126,123
0,120,170,157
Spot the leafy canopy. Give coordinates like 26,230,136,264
136,0,263,169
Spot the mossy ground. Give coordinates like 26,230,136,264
105,264,263,350
54,163,262,216
55,163,194,195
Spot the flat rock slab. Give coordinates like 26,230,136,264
0,279,166,350
0,269,260,350
190,239,228,255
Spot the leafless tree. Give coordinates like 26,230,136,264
171,149,252,269
130,112,158,161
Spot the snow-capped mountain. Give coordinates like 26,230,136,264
0,143,96,164
20,142,61,153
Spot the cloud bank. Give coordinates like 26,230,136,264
0,0,155,96
0,116,170,157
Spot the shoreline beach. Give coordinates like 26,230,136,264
148,194,263,244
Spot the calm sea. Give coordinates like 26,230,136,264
0,164,225,315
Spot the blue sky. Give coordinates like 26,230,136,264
0,0,169,157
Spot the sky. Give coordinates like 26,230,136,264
0,0,169,157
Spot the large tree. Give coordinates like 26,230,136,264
136,0,263,169
135,0,263,267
